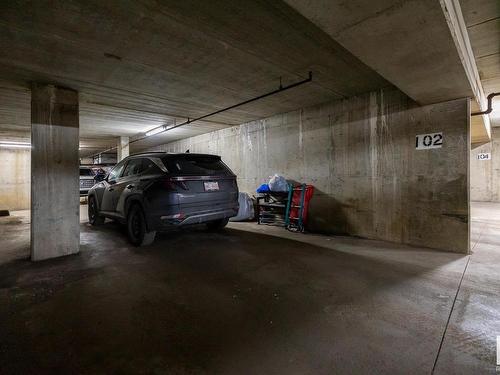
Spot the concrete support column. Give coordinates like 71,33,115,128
31,84,79,261
117,136,129,161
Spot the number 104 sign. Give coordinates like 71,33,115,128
415,132,443,150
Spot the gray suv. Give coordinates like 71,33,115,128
87,152,239,246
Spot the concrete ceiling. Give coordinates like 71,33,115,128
0,0,495,155
0,0,390,156
283,0,479,105
0,80,229,154
460,0,500,127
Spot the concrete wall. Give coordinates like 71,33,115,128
0,148,30,210
471,128,500,202
149,89,470,253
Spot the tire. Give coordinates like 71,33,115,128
127,204,156,246
88,196,105,226
206,217,229,231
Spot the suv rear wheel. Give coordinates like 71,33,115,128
206,218,229,231
88,196,105,226
127,204,156,246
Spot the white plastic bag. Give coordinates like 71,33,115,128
230,192,255,221
268,174,288,192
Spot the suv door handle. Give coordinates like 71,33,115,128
126,184,134,189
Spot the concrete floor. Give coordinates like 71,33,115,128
0,203,498,374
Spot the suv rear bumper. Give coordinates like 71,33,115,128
148,206,238,231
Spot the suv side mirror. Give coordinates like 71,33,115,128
94,174,106,182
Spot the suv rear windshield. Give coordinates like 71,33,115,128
161,155,233,176
80,168,94,176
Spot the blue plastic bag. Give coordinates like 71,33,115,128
256,183,270,193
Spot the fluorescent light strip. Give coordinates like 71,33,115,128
0,140,30,145
0,143,31,149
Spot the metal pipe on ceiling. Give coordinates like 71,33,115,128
88,71,313,158
471,92,500,116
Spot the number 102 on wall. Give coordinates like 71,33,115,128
415,132,443,150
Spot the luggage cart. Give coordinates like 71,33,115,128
286,184,314,232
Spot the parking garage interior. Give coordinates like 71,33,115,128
0,0,499,373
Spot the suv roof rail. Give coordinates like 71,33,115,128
129,151,167,156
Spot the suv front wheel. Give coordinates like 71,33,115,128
127,204,156,246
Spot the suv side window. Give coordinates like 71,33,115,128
108,160,126,183
141,158,163,175
122,158,144,177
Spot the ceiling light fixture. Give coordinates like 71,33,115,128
0,141,31,149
